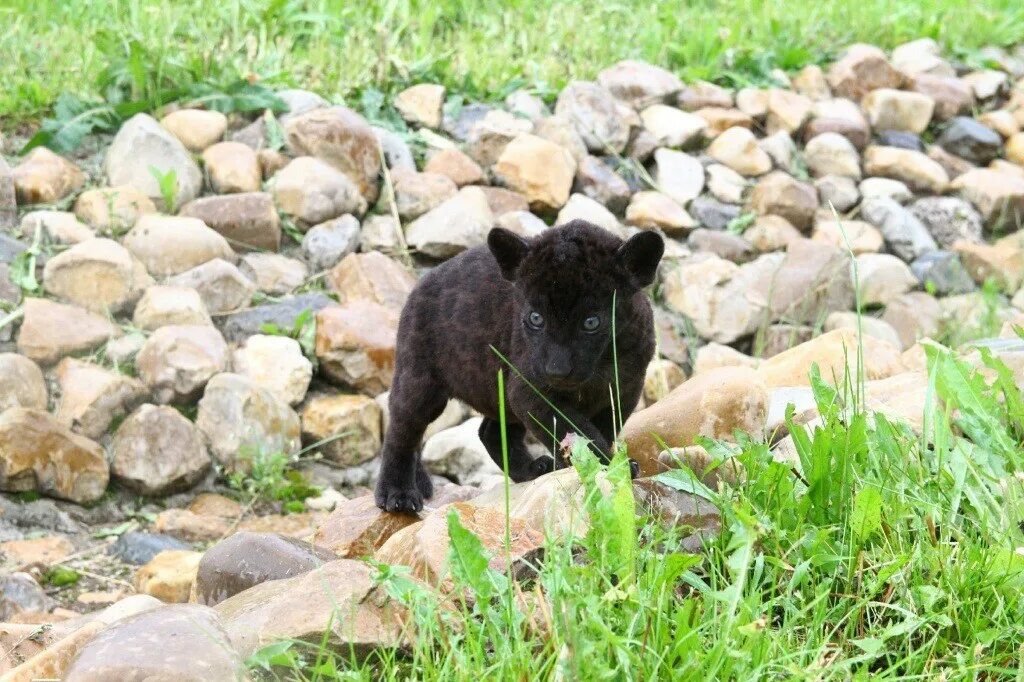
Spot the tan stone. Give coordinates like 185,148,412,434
693,107,754,138
132,285,211,330
0,354,47,413
792,65,831,100
950,168,1024,228
856,253,918,305
178,192,281,252
707,126,773,176
766,88,812,134
327,251,415,314
863,146,949,194
827,43,903,100
152,509,231,543
73,185,156,233
272,156,368,224
55,358,148,439
883,292,943,349
954,238,1024,293
861,88,935,133
424,148,485,187
11,148,85,204
42,238,151,314
20,210,94,245
743,215,803,252
300,394,382,466
812,218,882,253
16,298,119,365
643,358,687,404
202,141,261,193
748,171,817,230
493,133,577,212
395,83,445,128
315,301,398,396
625,191,695,234
160,109,227,151
284,106,382,203
757,328,904,388
123,214,235,277
313,495,419,557
909,74,975,121
136,325,229,403
0,536,75,570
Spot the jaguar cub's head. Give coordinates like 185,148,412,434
487,219,663,390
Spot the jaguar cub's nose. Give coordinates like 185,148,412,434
544,358,573,380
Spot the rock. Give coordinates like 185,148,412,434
422,418,503,485
493,133,576,212
136,325,228,403
748,171,817,231
159,109,227,152
73,185,155,234
640,105,707,148
20,210,95,245
232,335,313,406
950,168,1024,230
694,107,754,138
215,558,412,658
284,106,381,203
911,250,977,295
302,214,361,271
16,298,119,366
937,117,1002,165
766,88,812,134
765,238,855,324
909,74,975,121
218,293,333,343
927,143,974,180
312,494,418,557
505,90,549,121
556,194,623,236
376,502,543,588
442,102,494,142
815,174,860,211
707,127,773,176
792,65,831,100
625,191,695,233
464,110,533,167
1,536,72,571
63,603,244,681
179,192,280,252
661,254,764,343
883,292,942,349
0,354,46,416
111,404,210,496
0,156,14,230
257,148,289,178
621,367,768,476
812,218,883,254
240,253,308,295
860,196,939,261
42,238,151,314
424,148,486,187
0,573,54,621
824,312,904,350
827,43,903,100
689,196,740,231
863,146,948,194
54,358,148,439
859,176,912,203
132,285,211,330
196,373,301,471
110,532,190,566
406,186,494,258
650,149,703,206
478,186,530,218
1007,132,1024,166
272,156,368,225
706,164,747,204
300,394,381,466
688,228,754,263
11,148,85,205
152,509,231,543
555,81,632,154
861,88,935,133
804,132,861,179
104,334,146,367
389,169,456,222
892,38,954,78
194,532,335,607
123,214,235,277
106,113,203,209
497,211,547,238
909,196,983,249
954,238,1024,293
394,83,445,128
573,156,631,212
0,408,108,504
597,59,683,108
744,215,802,252
963,70,1009,100
677,81,733,111
200,141,261,194
165,258,254,314
758,328,904,388
643,358,688,404
759,323,814,357
806,98,871,149
857,253,918,306
875,130,921,152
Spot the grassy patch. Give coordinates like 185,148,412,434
4,0,1024,132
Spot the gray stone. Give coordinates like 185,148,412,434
0,155,15,230
937,117,1003,164
573,156,632,213
442,102,494,142
0,572,54,620
110,532,191,566
302,215,361,272
104,114,203,209
911,250,977,295
111,404,212,496
814,174,860,212
373,126,416,171
555,81,632,154
0,232,27,264
165,258,256,315
689,196,741,231
909,196,983,249
277,89,329,123
860,196,938,262
218,293,334,343
876,130,924,151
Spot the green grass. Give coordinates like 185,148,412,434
3,0,1024,133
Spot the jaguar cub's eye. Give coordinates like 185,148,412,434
527,311,545,329
582,315,600,332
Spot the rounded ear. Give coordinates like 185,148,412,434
615,231,664,289
487,228,530,281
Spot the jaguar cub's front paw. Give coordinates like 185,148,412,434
375,480,425,513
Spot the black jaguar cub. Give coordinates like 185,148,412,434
375,219,663,512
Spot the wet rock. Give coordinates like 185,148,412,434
232,335,313,406
111,404,211,495
110,532,191,566
106,113,203,208
860,196,938,261
16,298,119,366
194,532,335,606
196,372,301,471
136,325,229,403
909,196,983,248
54,358,148,439
63,603,245,681
284,106,381,203
11,148,85,205
272,156,368,225
406,186,494,258
0,354,47,412
757,328,904,388
313,494,419,557
621,367,768,476
179,192,281,252
42,238,151,314
0,408,108,504
300,394,382,467
165,258,255,314
302,214,361,271
123,214,235,277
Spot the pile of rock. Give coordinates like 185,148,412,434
4,37,1024,677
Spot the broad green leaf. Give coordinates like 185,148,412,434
850,486,882,544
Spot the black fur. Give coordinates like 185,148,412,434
375,220,663,512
